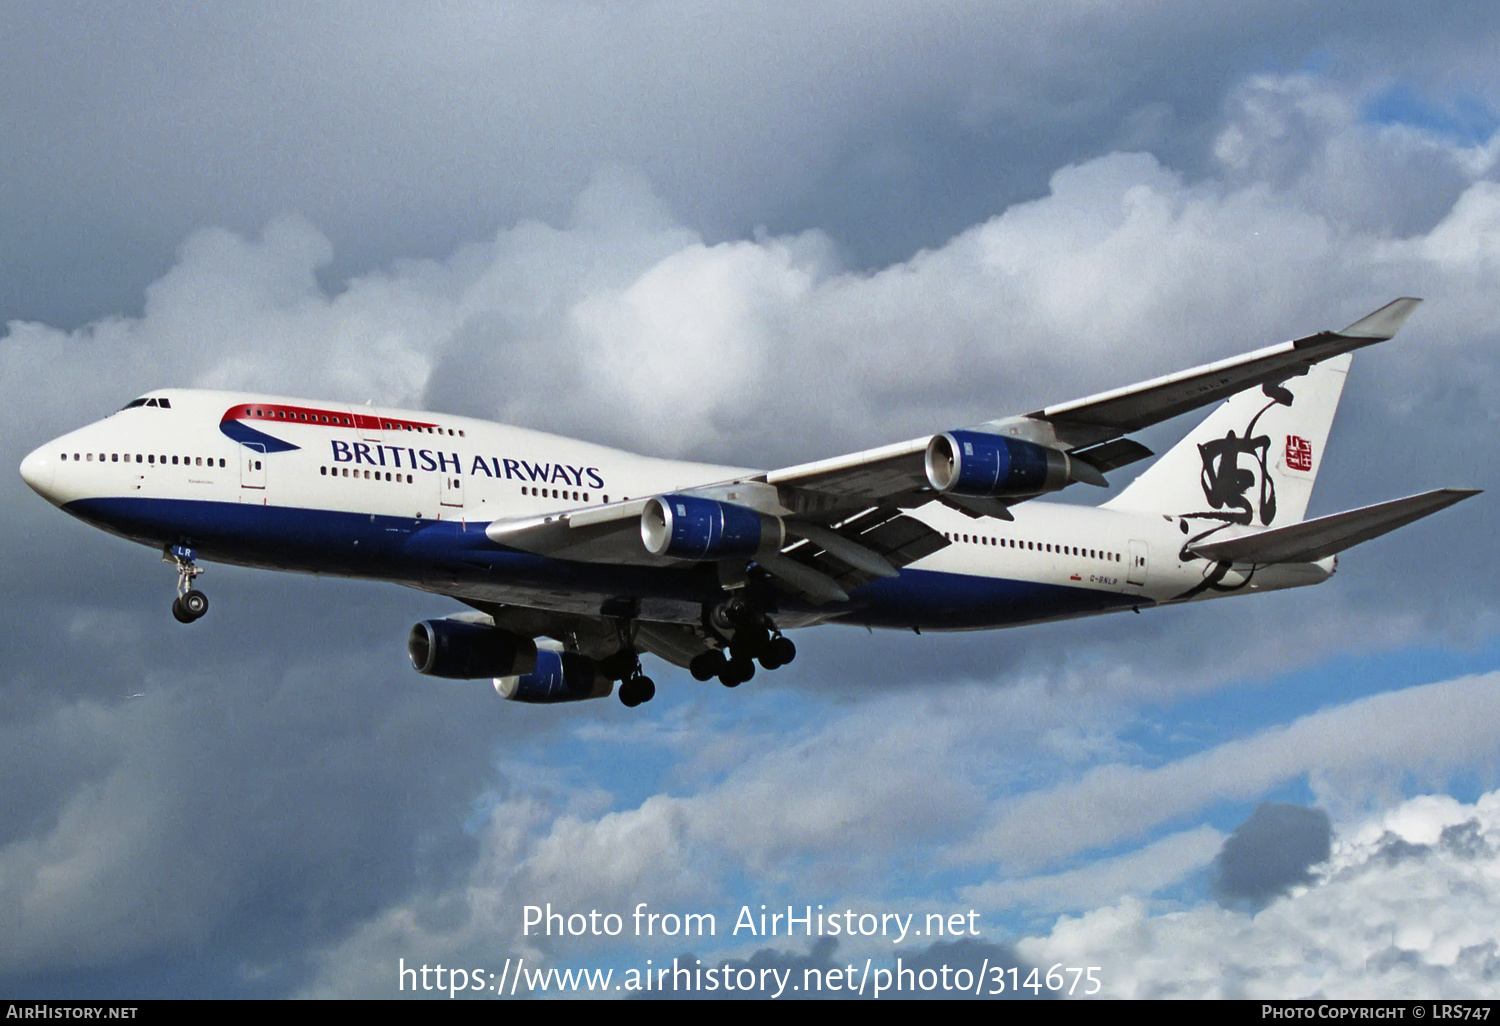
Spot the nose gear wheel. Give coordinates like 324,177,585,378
163,544,208,623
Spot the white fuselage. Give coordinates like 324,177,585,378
20,388,1333,632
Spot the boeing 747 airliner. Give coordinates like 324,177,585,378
19,299,1477,707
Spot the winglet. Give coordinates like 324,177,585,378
1337,297,1422,340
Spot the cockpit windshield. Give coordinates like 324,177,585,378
120,396,171,410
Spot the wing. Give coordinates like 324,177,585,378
484,496,946,607
766,298,1422,511
482,299,1423,606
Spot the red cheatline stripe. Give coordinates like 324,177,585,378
220,404,438,432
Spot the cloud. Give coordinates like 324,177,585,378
292,663,1500,996
11,2,1500,329
963,827,1226,915
1017,789,1500,998
0,644,522,980
1213,803,1332,908
954,672,1500,870
1212,74,1494,235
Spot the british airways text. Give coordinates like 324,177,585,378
329,440,604,488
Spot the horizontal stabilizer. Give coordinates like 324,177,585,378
1189,488,1479,564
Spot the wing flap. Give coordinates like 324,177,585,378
1189,488,1479,564
780,508,949,592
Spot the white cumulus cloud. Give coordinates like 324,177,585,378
1018,790,1500,998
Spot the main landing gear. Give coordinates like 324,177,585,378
689,597,796,688
164,544,209,624
600,647,656,708
591,598,796,709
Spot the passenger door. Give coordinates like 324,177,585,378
240,444,266,490
1126,539,1148,587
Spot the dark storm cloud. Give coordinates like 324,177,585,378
1214,802,1332,907
0,565,600,995
8,2,1500,326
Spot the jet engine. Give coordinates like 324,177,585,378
925,430,1089,499
495,647,614,704
641,494,784,560
407,619,539,679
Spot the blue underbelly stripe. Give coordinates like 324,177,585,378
63,496,1149,629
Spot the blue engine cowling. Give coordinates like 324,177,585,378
495,648,613,703
924,430,1072,498
408,619,539,679
640,494,784,560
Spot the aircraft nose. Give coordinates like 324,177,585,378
19,444,56,500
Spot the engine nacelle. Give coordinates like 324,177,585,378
408,619,539,679
641,494,784,560
494,648,614,704
925,430,1073,499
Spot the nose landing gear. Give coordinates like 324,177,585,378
164,544,209,623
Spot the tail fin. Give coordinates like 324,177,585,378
1104,354,1350,528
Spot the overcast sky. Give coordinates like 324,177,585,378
3,1,1498,999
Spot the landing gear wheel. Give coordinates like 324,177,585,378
171,589,208,623
690,649,727,681
769,636,795,666
618,673,656,707
720,657,755,688
752,633,795,670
